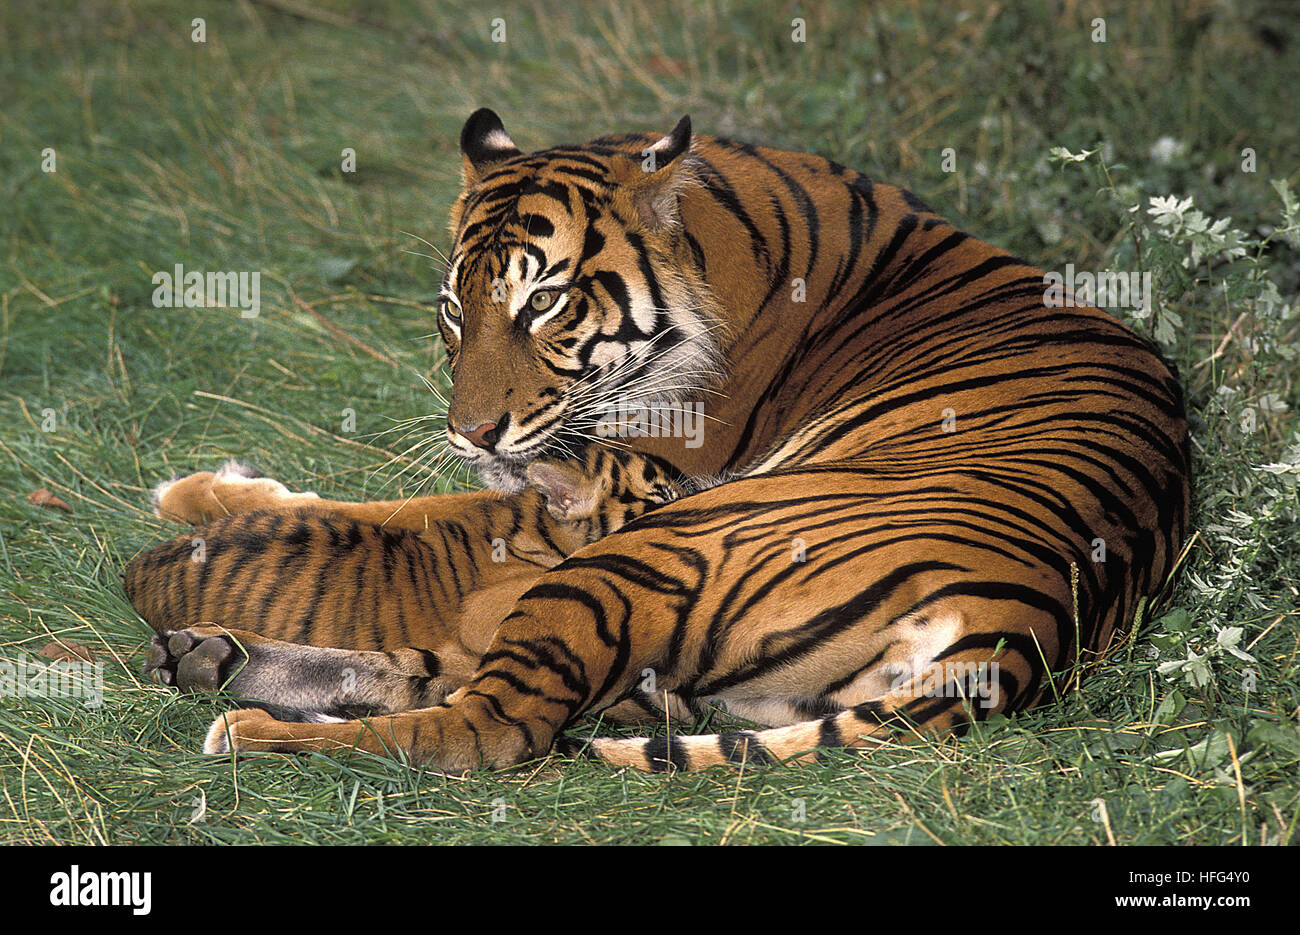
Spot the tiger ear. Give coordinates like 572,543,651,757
619,115,695,231
460,108,521,186
526,461,598,521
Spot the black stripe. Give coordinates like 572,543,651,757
643,736,688,772
718,731,774,765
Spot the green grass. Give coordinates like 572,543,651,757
1,0,1297,845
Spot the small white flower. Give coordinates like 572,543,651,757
1148,194,1194,225
1257,392,1288,413
1149,136,1186,164
1049,146,1096,163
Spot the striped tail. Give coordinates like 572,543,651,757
557,702,906,772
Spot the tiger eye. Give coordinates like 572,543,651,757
529,291,556,312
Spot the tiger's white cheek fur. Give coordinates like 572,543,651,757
586,342,624,370
626,283,656,334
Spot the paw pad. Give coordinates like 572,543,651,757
143,628,245,693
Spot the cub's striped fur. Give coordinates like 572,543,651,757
128,448,684,723
127,110,1189,772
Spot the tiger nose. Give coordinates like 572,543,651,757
454,420,502,451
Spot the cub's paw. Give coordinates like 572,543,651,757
144,625,248,692
151,459,319,524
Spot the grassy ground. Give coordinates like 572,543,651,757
1,0,1296,845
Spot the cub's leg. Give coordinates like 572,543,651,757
144,625,463,719
151,446,685,534
151,459,541,532
151,460,319,524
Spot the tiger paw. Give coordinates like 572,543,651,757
143,626,248,692
151,459,319,524
201,707,350,756
202,708,277,755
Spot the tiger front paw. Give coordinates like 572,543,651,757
151,459,319,524
202,708,351,756
202,708,279,755
143,625,247,692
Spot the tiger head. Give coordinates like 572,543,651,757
436,109,724,491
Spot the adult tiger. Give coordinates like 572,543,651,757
128,109,1190,772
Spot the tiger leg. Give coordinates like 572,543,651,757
144,624,463,719
200,654,699,760
151,459,520,532
149,445,679,535
156,626,688,730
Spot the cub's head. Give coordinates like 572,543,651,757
526,449,685,545
437,110,722,491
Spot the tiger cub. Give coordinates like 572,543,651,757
128,448,684,723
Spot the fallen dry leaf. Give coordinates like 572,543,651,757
39,641,94,662
27,488,72,513
646,55,686,78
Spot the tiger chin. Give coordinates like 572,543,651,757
127,109,1189,775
